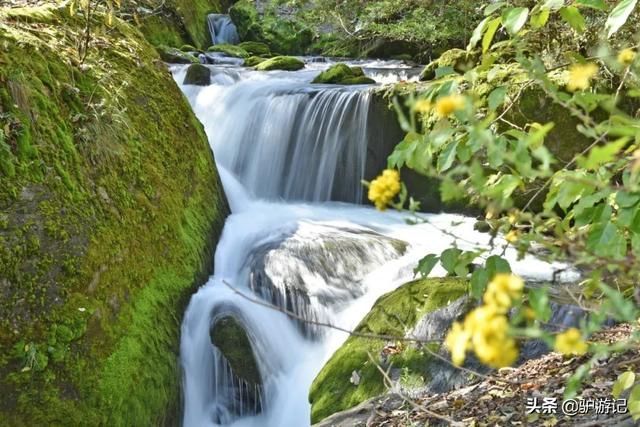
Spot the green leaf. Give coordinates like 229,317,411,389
587,222,627,259
629,385,640,420
488,86,507,111
528,287,552,322
485,255,511,278
576,0,607,10
577,138,629,170
437,141,459,173
560,6,586,32
485,2,507,15
483,17,502,53
440,248,462,275
468,16,491,50
435,66,456,78
501,7,529,35
414,254,439,278
605,0,638,37
470,268,489,299
612,371,636,398
530,8,550,28
616,191,640,208
542,0,565,10
440,178,466,202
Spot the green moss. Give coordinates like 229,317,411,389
255,55,304,71
244,56,267,67
180,43,199,52
0,5,228,425
238,41,271,56
207,43,250,58
183,63,211,86
211,316,261,386
309,278,467,423
420,48,479,81
137,15,187,48
312,63,374,85
230,0,313,55
156,45,199,63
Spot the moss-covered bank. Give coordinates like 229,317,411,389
0,5,229,425
309,278,468,423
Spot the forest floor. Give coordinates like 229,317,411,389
319,324,639,427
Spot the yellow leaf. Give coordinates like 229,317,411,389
613,371,635,398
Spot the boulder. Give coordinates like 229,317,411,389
309,278,470,423
157,45,198,63
207,43,250,59
244,56,267,67
183,63,211,86
312,63,375,85
210,316,262,386
255,55,305,71
239,41,271,56
180,44,198,52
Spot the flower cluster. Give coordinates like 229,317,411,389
554,327,588,356
367,169,401,211
445,274,523,368
566,63,598,92
618,48,636,66
435,94,465,118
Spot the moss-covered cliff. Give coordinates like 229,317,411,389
309,278,468,423
0,4,229,425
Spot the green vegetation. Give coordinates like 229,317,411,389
208,43,251,58
157,45,199,63
255,55,305,71
309,278,467,423
312,63,376,85
0,4,228,425
211,316,261,385
239,41,271,56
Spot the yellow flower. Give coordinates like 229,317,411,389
618,48,636,66
413,99,432,114
435,94,465,118
444,322,471,366
554,328,588,356
505,230,519,244
483,274,524,312
566,63,598,92
367,169,401,211
465,307,519,368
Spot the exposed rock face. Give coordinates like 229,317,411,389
184,63,212,85
255,55,305,71
245,223,407,335
0,5,229,425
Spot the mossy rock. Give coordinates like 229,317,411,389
184,63,211,86
255,55,304,71
207,43,250,58
0,5,229,425
180,43,199,52
137,0,233,49
239,41,271,56
157,45,199,63
210,316,262,386
420,48,479,81
312,63,373,85
244,55,267,67
309,278,468,423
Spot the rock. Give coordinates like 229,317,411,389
420,48,479,81
183,63,211,86
312,63,375,85
308,278,469,423
0,5,229,425
180,44,198,52
239,41,271,56
244,56,267,67
255,55,305,71
207,43,250,59
210,316,262,386
156,45,198,63
363,38,419,59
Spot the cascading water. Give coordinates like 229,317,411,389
208,14,240,45
175,59,578,427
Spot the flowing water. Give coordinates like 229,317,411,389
208,14,240,45
173,58,576,426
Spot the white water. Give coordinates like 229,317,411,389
175,60,574,427
208,14,240,45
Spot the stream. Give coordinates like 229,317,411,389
171,57,574,427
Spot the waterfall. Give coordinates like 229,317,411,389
208,14,240,45
174,60,580,427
